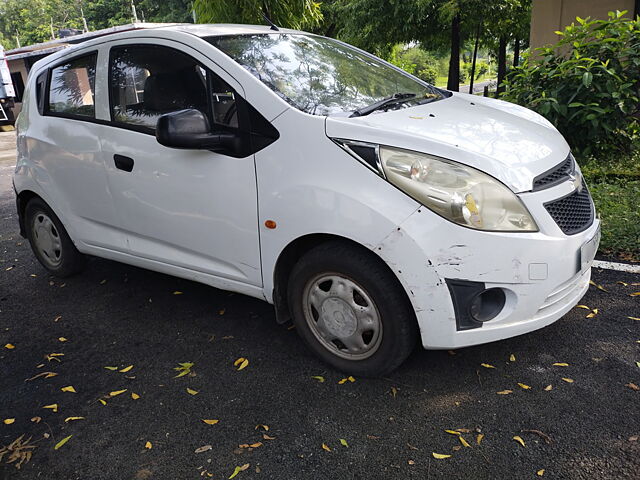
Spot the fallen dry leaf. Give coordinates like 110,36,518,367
340,438,348,447
119,365,133,373
54,435,72,450
195,445,212,454
562,378,574,383
477,433,484,445
432,452,451,459
64,417,84,423
145,441,152,449
553,363,569,367
391,387,398,398
0,434,37,469
109,389,127,397
202,419,219,425
586,309,598,318
537,469,545,477
255,424,269,431
311,376,325,383
173,291,183,295
408,459,415,465
228,463,249,479
173,362,194,378
30,417,41,424
509,354,516,362
58,337,67,342
25,372,58,381
98,399,107,406
42,404,58,413
513,436,526,447
60,386,76,393
4,344,15,349
518,383,531,390
458,435,470,448
445,430,461,436
481,363,496,369
626,382,639,391
497,390,513,395
630,292,640,297
131,392,140,400
628,317,640,321
3,419,15,425
589,280,608,292
104,366,118,371
263,434,276,440
321,443,331,452
544,385,553,391
186,388,198,395
576,305,591,310
522,429,553,444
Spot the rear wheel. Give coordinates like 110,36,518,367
288,241,418,377
25,198,86,277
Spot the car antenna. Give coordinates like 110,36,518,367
261,11,280,31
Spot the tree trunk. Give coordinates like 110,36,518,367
447,14,461,91
469,22,481,94
513,37,520,67
496,35,507,97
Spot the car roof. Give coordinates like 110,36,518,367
164,23,307,37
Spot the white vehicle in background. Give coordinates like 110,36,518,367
0,44,16,123
14,24,600,376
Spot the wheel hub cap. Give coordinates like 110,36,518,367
320,297,358,337
32,213,62,267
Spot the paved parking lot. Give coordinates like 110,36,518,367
0,131,639,479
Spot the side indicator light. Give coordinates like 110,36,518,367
264,220,277,229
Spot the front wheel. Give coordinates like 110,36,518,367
288,241,418,377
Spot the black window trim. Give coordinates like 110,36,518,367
43,50,99,122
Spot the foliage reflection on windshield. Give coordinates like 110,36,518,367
206,34,441,116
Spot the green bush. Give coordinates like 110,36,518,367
417,65,438,84
387,45,441,84
502,11,640,157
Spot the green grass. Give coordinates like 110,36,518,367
581,146,640,260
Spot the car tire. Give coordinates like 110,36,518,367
24,198,86,277
288,241,418,377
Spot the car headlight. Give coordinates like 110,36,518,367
379,146,538,232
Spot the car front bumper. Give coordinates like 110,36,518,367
375,180,600,350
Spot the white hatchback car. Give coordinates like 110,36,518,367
14,24,600,376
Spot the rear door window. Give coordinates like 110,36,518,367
47,53,97,118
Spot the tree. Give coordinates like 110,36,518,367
193,0,322,29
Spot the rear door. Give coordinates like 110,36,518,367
97,40,263,286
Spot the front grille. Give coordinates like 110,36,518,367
533,155,574,190
544,180,594,235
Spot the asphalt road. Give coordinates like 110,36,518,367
0,131,639,479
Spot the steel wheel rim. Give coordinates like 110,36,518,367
302,273,383,360
31,212,63,268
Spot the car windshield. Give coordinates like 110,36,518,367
205,33,443,116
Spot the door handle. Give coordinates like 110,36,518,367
114,154,134,172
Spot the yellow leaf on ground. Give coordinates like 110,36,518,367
347,376,356,382
4,343,15,349
477,433,484,445
173,291,183,295
203,419,219,425
537,469,545,476
553,363,569,367
219,309,225,315
562,378,574,383
233,357,245,366
64,417,84,422
497,390,513,395
445,430,461,436
61,386,76,393
586,308,598,318
119,365,133,373
109,389,127,397
145,441,152,449
322,443,331,451
263,434,276,440
255,424,269,431
43,404,58,412
58,337,67,342
104,366,118,371
131,392,140,400
228,464,249,479
249,442,263,448
513,436,526,447
98,399,107,405
432,452,451,459
26,371,58,381
3,418,15,424
391,386,398,398
518,383,531,390
340,438,349,447
31,417,41,423
458,435,470,447
237,359,249,371
630,292,640,297
589,280,608,292
509,354,516,362
617,281,628,286
544,385,553,391
576,305,591,310
311,376,325,382
628,317,640,321
481,363,496,369
54,435,72,450
338,377,348,384
187,388,198,395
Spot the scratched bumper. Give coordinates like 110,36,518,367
375,187,600,349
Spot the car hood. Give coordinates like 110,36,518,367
325,92,570,193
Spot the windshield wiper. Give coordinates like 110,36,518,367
350,92,416,117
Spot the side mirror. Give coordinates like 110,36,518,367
155,109,236,151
